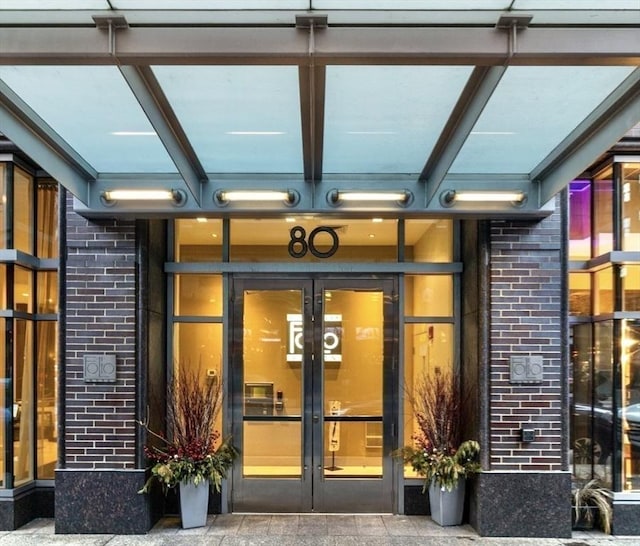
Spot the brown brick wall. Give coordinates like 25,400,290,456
63,193,137,468
488,199,564,470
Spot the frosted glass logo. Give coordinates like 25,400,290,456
287,313,342,363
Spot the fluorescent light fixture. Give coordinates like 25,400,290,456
440,189,526,207
101,189,186,205
328,190,412,206
214,189,299,206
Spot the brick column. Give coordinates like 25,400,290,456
55,194,152,534
474,197,571,537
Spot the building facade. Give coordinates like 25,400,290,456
0,2,639,538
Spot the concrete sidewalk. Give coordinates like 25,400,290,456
1,515,637,545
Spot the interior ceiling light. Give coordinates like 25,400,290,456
440,189,526,207
328,190,413,206
101,189,186,205
214,189,299,207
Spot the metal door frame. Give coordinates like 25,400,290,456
230,275,397,513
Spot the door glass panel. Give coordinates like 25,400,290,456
323,289,383,478
242,288,304,480
243,422,301,478
323,421,382,478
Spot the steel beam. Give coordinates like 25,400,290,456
119,65,206,205
1,26,640,66
0,80,95,204
299,65,326,182
422,66,506,206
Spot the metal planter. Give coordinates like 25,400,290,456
179,479,210,529
428,479,466,526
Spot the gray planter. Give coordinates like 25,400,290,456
179,479,210,529
428,479,466,526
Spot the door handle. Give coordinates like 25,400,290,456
313,415,319,423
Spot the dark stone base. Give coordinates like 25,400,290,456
474,471,571,538
613,500,640,535
0,484,54,531
55,469,157,534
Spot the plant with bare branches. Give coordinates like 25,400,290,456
397,370,479,491
138,365,236,493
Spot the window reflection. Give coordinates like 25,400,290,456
594,171,613,257
14,319,34,486
37,322,57,479
622,163,640,252
569,180,591,260
13,168,33,254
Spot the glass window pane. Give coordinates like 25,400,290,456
243,289,302,416
623,266,640,312
243,422,301,478
0,318,4,488
0,66,176,173
230,218,397,263
323,421,382,478
0,164,6,249
173,323,223,376
622,163,640,252
174,219,223,262
594,171,613,256
15,319,34,485
452,66,636,173
324,66,473,174
37,181,58,259
594,267,614,315
14,266,33,313
175,275,222,316
403,323,454,478
0,265,6,310
323,289,383,416
153,66,303,173
593,321,613,488
569,180,591,260
569,273,591,317
621,319,640,490
37,271,58,314
13,167,33,254
36,322,57,479
405,219,453,263
405,275,453,317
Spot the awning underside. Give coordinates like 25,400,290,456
1,8,639,217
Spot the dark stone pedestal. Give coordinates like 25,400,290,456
0,483,54,531
613,500,640,535
55,469,158,534
473,471,572,538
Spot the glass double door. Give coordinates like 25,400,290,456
231,277,395,512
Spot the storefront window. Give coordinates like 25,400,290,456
622,266,640,312
593,321,613,488
402,323,454,478
14,266,33,313
37,181,58,259
569,273,591,316
230,218,397,262
14,319,34,486
13,168,33,255
175,275,222,316
405,275,453,316
405,219,453,262
594,267,614,315
37,272,57,315
174,219,223,262
569,180,592,260
594,170,613,257
173,323,224,432
0,165,6,249
621,319,640,490
36,321,57,479
0,161,58,489
622,163,640,252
